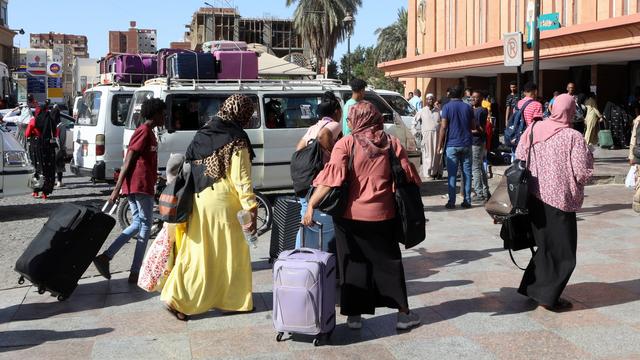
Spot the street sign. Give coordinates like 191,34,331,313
26,50,47,76
538,13,561,31
503,32,523,67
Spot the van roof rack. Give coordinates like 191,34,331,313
144,77,344,90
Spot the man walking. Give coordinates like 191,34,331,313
517,82,543,127
471,90,490,203
409,89,423,111
342,78,367,136
414,93,442,179
437,86,475,209
505,81,518,127
567,82,586,133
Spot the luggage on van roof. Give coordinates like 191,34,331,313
202,40,248,53
98,53,158,85
166,52,217,80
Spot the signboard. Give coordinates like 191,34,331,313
26,50,47,76
525,0,535,46
52,44,65,63
47,62,63,76
538,13,561,31
503,32,523,67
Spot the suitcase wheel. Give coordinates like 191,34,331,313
276,332,284,342
17,276,25,285
37,287,46,295
313,337,320,347
57,295,67,302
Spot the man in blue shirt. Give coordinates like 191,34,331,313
342,78,367,136
409,89,422,111
437,86,476,209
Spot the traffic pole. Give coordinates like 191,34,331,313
533,0,541,87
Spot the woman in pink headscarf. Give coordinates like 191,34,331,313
303,101,422,331
515,93,594,311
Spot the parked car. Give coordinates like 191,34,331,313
0,123,34,198
375,89,417,129
71,85,135,182
123,78,421,191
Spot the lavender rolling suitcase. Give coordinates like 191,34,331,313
273,222,336,346
213,50,259,80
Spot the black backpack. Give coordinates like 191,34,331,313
290,123,329,197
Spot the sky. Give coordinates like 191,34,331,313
9,0,405,63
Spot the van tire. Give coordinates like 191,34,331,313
116,200,162,239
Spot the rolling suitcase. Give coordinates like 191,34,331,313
273,222,336,346
167,52,217,79
213,50,259,80
598,121,614,149
157,48,188,76
202,40,248,52
269,196,301,263
14,203,116,301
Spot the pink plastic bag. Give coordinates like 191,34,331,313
137,224,175,292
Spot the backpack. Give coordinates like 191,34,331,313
290,122,329,197
504,100,533,147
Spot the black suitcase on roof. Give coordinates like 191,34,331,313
269,196,301,263
15,203,116,300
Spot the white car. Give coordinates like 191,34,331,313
0,124,34,198
375,89,417,130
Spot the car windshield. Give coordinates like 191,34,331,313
381,94,416,117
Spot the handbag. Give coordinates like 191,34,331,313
500,213,536,270
314,142,355,217
137,224,176,292
484,176,512,221
388,144,426,249
290,121,329,197
505,121,537,214
158,161,194,223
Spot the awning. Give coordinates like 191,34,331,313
379,13,640,78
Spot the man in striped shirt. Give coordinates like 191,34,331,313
517,82,544,127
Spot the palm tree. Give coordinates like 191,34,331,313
375,8,408,62
286,0,361,73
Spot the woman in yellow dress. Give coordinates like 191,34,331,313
162,94,257,320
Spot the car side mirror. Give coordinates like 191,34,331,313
383,113,394,124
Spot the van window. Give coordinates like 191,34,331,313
125,91,154,129
167,94,260,131
263,95,324,128
340,92,395,124
381,94,416,117
77,92,102,126
111,94,133,126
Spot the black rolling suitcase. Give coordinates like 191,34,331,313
269,196,301,263
15,203,116,301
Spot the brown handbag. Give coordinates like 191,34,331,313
484,176,512,222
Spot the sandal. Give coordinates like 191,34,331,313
165,306,189,321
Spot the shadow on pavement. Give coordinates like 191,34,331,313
45,191,110,201
0,328,114,352
578,203,632,217
402,247,503,280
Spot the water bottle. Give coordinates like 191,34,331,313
237,210,258,248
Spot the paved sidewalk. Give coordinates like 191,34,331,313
1,182,638,359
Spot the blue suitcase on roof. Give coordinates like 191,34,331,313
167,52,217,79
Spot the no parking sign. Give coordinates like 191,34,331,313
503,32,523,67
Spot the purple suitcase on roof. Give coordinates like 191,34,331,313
157,48,189,76
111,54,144,83
141,54,157,80
273,222,336,346
213,50,259,80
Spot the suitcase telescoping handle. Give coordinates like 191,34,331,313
299,221,323,251
102,200,118,215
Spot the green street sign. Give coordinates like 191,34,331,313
538,13,561,31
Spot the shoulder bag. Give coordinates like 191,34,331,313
290,121,329,197
388,143,426,249
505,121,537,214
158,161,194,223
314,141,355,217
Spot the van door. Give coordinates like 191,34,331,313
261,93,323,190
162,93,263,187
73,90,103,171
0,130,4,194
103,92,133,175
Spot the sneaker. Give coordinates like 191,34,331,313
128,272,139,284
31,192,39,198
461,202,472,209
347,315,362,329
445,202,455,209
55,181,63,188
471,195,486,204
93,254,111,280
396,311,421,330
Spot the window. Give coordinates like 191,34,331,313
126,91,155,129
340,92,396,124
166,94,260,132
111,94,133,126
263,94,325,129
77,91,102,126
381,95,417,117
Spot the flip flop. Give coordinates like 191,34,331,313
165,306,189,321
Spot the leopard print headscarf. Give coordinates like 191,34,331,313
217,94,254,126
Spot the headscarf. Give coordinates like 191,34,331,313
185,94,255,191
519,93,574,148
348,101,389,158
426,93,435,99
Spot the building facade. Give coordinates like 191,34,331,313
380,0,640,128
0,0,17,69
187,7,310,59
109,21,157,54
72,57,99,96
30,33,89,103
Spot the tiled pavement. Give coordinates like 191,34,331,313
0,182,638,359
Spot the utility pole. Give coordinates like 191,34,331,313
533,0,541,87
